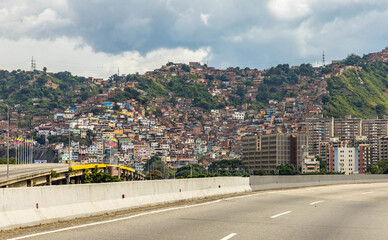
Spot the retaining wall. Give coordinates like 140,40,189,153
250,174,388,191
0,177,250,230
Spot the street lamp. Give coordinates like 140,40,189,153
68,128,71,167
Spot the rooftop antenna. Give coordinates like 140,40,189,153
322,51,326,66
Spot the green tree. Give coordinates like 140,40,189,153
369,160,388,174
343,54,364,66
112,104,121,111
208,159,246,175
83,166,122,183
181,64,190,72
276,164,300,175
144,155,172,179
176,164,206,177
317,156,327,174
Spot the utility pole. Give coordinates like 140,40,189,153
68,128,71,167
6,105,9,178
148,160,151,180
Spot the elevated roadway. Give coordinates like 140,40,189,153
0,163,144,187
0,164,69,181
4,182,388,240
0,164,69,187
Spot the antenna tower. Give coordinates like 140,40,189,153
31,57,36,72
322,51,325,66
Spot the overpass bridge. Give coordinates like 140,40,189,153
0,163,145,188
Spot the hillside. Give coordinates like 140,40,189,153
0,70,99,126
0,49,387,126
324,61,388,118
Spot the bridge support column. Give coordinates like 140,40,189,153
66,174,70,185
46,175,52,185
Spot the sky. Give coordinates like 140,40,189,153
0,0,387,78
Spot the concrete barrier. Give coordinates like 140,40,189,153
250,175,388,191
4,175,388,231
0,177,250,230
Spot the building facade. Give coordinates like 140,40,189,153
242,133,309,172
306,117,334,156
362,119,388,164
379,136,388,162
334,117,362,143
333,147,358,175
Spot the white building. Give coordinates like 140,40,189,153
233,112,245,120
301,152,320,173
334,147,359,175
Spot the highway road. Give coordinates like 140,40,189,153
4,182,388,240
0,164,68,182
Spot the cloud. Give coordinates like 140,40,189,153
268,0,312,20
0,0,387,76
0,37,210,78
200,13,210,26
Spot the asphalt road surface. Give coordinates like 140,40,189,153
0,164,68,182
5,182,388,240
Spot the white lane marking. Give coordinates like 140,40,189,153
270,211,292,219
220,233,237,240
9,184,372,240
310,200,325,205
362,191,373,194
8,200,224,240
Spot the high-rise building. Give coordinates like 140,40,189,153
319,138,346,172
333,147,358,175
320,138,370,173
242,133,308,172
97,139,104,163
358,144,371,173
362,119,388,164
378,136,388,162
334,117,362,143
306,117,334,156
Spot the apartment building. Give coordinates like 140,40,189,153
320,139,369,173
333,147,358,175
362,119,388,164
306,117,334,156
334,117,362,143
301,152,320,173
358,144,371,173
319,138,346,172
379,136,388,162
242,133,308,172
97,139,104,163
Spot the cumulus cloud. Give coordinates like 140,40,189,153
267,0,311,20
0,0,387,77
0,37,210,78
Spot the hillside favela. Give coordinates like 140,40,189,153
1,1,388,240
